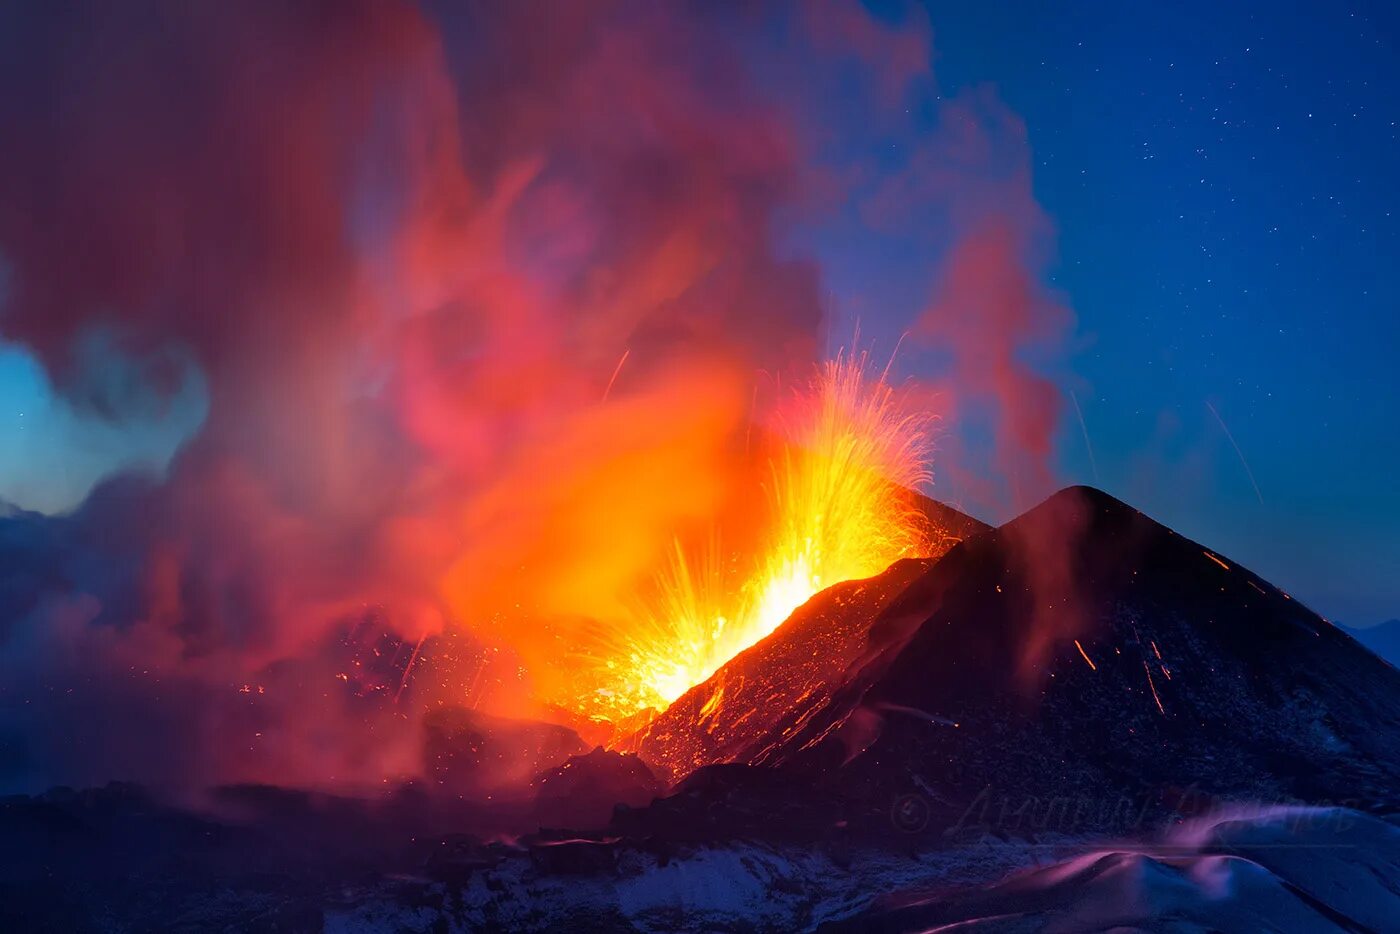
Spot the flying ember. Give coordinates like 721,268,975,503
572,351,936,723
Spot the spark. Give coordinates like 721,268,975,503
1203,550,1230,571
1074,639,1098,671
879,330,910,384
601,348,631,402
576,350,936,718
1069,390,1100,484
1143,660,1166,715
394,633,428,704
1206,401,1264,504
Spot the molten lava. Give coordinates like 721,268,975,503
573,352,936,722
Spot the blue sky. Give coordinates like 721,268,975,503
963,1,1400,627
912,1,1400,623
795,0,1399,623
0,342,204,513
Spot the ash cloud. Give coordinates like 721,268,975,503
0,1,1073,792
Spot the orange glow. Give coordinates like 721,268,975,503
1143,660,1166,715
566,350,936,722
1074,639,1098,671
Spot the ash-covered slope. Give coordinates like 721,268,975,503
629,499,989,778
637,486,1400,830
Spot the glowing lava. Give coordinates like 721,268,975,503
578,351,936,721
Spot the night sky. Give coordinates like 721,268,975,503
1,1,1396,625
924,1,1400,626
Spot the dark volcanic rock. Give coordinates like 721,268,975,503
630,486,1400,837
532,746,666,830
423,707,588,797
610,762,847,846
528,837,620,875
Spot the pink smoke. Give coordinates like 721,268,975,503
0,0,1073,792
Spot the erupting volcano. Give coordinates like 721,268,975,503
570,350,940,722
3,1,1398,931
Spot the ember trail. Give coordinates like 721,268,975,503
569,351,937,722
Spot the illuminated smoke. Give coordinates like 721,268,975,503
0,0,1071,791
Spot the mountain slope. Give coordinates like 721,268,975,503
628,497,989,778
628,557,936,778
637,486,1400,831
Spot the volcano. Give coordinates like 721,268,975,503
630,486,1400,829
8,487,1400,931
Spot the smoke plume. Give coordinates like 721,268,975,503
0,0,1070,792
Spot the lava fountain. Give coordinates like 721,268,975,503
571,350,936,724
